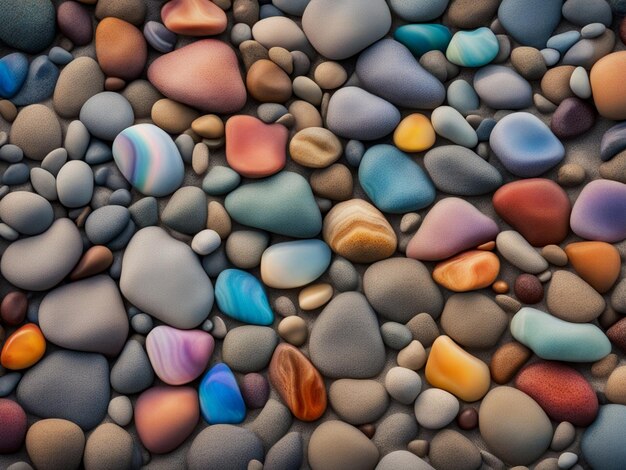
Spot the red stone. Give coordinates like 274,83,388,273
0,398,27,453
225,115,288,178
493,178,571,246
514,274,544,304
0,292,27,326
515,361,598,426
607,317,626,353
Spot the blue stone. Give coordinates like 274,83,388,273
199,363,246,424
11,55,59,106
224,171,321,238
356,39,445,110
489,112,565,177
260,239,332,289
609,0,626,15
0,53,28,98
143,21,176,54
546,31,581,54
601,122,626,162
446,27,499,67
85,139,113,165
48,47,73,65
389,0,447,22
540,48,561,67
215,269,274,325
476,118,497,141
260,4,284,18
393,24,452,57
0,0,56,54
202,166,241,196
582,405,626,470
498,0,563,49
359,144,435,213
447,79,480,115
510,307,611,362
2,163,29,186
0,372,21,397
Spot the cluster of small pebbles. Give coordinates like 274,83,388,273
4,0,626,469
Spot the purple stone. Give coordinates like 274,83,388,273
240,373,270,409
571,179,626,242
406,197,499,261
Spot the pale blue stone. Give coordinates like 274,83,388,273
447,79,479,115
431,106,478,148
498,0,563,49
11,55,59,106
202,166,241,196
540,48,561,66
446,28,499,67
199,363,246,424
394,24,452,57
510,307,611,362
546,31,581,53
261,239,331,289
215,269,274,325
473,65,532,110
582,405,626,470
0,372,21,397
48,46,73,65
581,22,606,39
389,0,448,22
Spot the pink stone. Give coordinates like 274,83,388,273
146,325,214,385
406,198,499,261
161,0,227,36
225,115,288,178
147,40,246,114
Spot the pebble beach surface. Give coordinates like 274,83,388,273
2,0,626,469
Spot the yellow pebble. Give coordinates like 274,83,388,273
432,250,500,292
1,324,46,370
425,335,490,402
191,114,225,139
393,113,436,152
298,283,333,310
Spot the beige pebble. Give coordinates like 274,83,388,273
292,76,322,106
0,100,17,122
298,283,333,311
599,307,622,329
310,164,353,201
239,39,268,71
541,245,568,266
151,98,199,134
537,270,552,282
289,127,342,168
105,76,126,91
600,150,626,184
268,46,293,74
192,143,209,175
274,296,296,317
397,340,427,370
495,294,521,313
314,61,347,89
408,439,429,458
533,93,558,113
288,100,322,131
606,365,626,404
405,313,439,348
510,47,547,80
191,114,224,139
277,315,308,346
557,163,586,187
207,200,231,239
591,353,618,378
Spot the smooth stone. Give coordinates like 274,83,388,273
479,386,553,465
562,29,615,69
188,425,263,470
547,31,580,56
215,269,273,325
247,398,292,450
17,350,109,430
490,341,532,384
394,24,451,57
1,324,46,370
240,373,269,410
414,388,459,429
490,112,564,177
192,230,221,256
225,171,321,238
424,145,501,195
0,191,53,235
552,421,577,451
202,166,241,196
110,339,154,394
447,79,480,114
260,239,331,289
224,230,268,269
356,39,445,110
511,46,548,80
565,241,620,293
269,343,327,421
2,163,29,186
581,404,626,470
498,0,562,48
591,51,626,120
326,87,400,140
128,196,158,228
39,276,128,356
448,0,500,28
162,0,227,36
25,419,85,470
430,430,481,470
95,17,146,80
407,198,499,261
107,396,132,426
563,0,612,26
265,432,303,470
314,61,347,89
570,179,626,242
328,379,388,425
0,0,55,53
151,98,199,134
309,292,385,378
252,16,308,53
10,104,61,161
431,106,478,147
546,270,605,322
308,420,379,470
511,307,611,362
376,451,434,470
372,412,418,453
246,59,292,103
289,127,342,168
47,47,73,66
83,423,135,470
120,227,214,329
0,398,27,453
550,97,595,139
473,65,532,110
148,39,246,113
161,186,207,235
11,56,58,106
53,57,105,118
433,250,499,292
85,206,130,245
223,326,277,373
57,1,92,45
1,218,82,291
0,53,28,98
302,0,390,60
56,160,93,209
146,326,214,385
199,363,246,424
496,231,549,273
393,113,436,152
385,367,421,405
359,144,435,213
390,0,447,21
80,92,134,141
446,27,499,67
601,122,626,161
144,21,176,53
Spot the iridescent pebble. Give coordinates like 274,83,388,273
161,0,227,36
215,269,274,325
570,179,626,242
112,123,184,197
414,388,459,429
430,106,478,148
446,27,499,67
260,239,331,289
199,363,246,424
393,23,452,57
473,65,532,110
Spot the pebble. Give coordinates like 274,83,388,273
563,0,612,26
95,17,146,81
590,51,626,120
143,21,176,52
289,127,341,168
80,92,134,142
407,316,439,348
108,396,133,427
85,205,130,245
414,388,459,429
0,53,28,98
240,373,269,410
563,29,615,69
514,274,544,304
83,423,136,470
298,283,333,310
110,339,154,394
246,59,292,103
309,292,385,378
0,398,27,453
496,231,549,273
511,47,547,80
397,340,427,370
393,113,436,152
430,430,482,470
479,386,553,465
380,322,412,350
551,97,596,140
546,270,605,322
571,179,626,242
308,420,379,470
215,269,273,325
314,61,347,89
11,56,58,106
25,419,85,470
162,0,226,36
310,164,353,201
473,65,532,110
188,425,263,470
203,167,241,196
0,0,55,53
1,324,45,370
447,79,480,115
10,104,61,161
376,450,432,470
498,0,562,48
552,421,576,451
581,404,626,470
0,191,53,235
394,24,451,58
511,307,611,362
446,28,499,67
161,186,207,235
1,292,27,326
225,230,268,269
223,326,277,373
384,367,422,405
565,241,620,293
199,363,246,424
277,316,307,346
327,379,388,426
542,66,576,104
433,250,500,292
592,353,619,378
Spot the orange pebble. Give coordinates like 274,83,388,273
393,113,436,152
433,250,500,292
477,240,496,251
1,324,46,370
492,280,509,294
564,241,621,294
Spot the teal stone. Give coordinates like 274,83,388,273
394,24,452,57
202,166,241,196
199,363,246,424
0,0,56,54
510,307,611,362
215,269,274,325
224,171,322,238
446,27,500,67
0,53,28,98
359,144,435,214
260,239,332,289
582,405,626,470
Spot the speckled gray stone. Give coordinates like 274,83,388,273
328,256,359,291
222,326,278,373
85,205,131,245
189,426,264,470
247,399,292,451
0,191,53,235
376,451,434,470
264,432,303,470
79,92,134,141
380,322,413,350
110,339,154,395
108,396,133,427
372,412,419,454
429,430,482,470
496,231,550,274
225,230,270,269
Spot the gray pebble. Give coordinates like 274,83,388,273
381,322,413,350
79,92,134,141
202,166,241,196
2,163,29,185
65,120,90,160
222,326,278,373
85,205,131,245
108,395,133,427
161,186,207,235
0,372,21,397
430,429,482,470
109,188,132,206
0,191,53,235
562,0,612,26
496,230,549,273
0,222,18,241
41,148,67,175
274,296,296,317
551,422,576,451
84,138,112,165
247,398,292,450
128,196,158,228
143,21,176,53
384,367,422,405
414,388,459,429
202,246,232,278
264,432,303,470
231,23,252,47
257,103,289,123
473,65,532,109
110,339,154,395
406,312,440,347
188,425,264,470
56,160,93,208
373,412,419,454
131,313,153,335
84,423,136,470
376,451,434,470
191,229,221,256
0,144,23,163
210,315,228,339
447,79,479,115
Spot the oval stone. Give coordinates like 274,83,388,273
394,24,452,57
308,420,379,470
582,405,626,470
199,363,246,424
473,66,532,110
590,51,626,120
1,324,46,370
161,0,227,36
432,250,500,292
0,191,53,235
446,27,499,67
260,240,331,289
565,241,621,293
570,179,626,242
95,17,146,80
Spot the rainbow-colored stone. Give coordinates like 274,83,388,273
146,325,215,385
112,123,185,197
199,363,246,424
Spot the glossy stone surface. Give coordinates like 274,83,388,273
199,363,246,424
394,24,452,57
393,113,436,152
260,240,332,289
0,324,46,370
565,241,621,293
161,0,227,36
215,269,274,325
446,28,499,67
432,250,500,292
570,179,626,242
0,53,28,98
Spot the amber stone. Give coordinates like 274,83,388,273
457,408,478,430
432,250,500,292
0,291,28,326
590,51,626,120
564,241,621,293
70,246,114,281
246,59,292,103
161,0,227,36
492,280,509,294
490,342,532,384
0,324,46,370
95,17,147,80
268,343,327,421
492,178,571,246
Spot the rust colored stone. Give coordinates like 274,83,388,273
246,59,292,103
491,280,509,294
489,342,532,384
161,0,227,36
70,246,114,281
607,317,626,353
95,17,147,80
565,241,621,293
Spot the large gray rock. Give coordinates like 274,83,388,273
188,425,264,470
110,339,154,395
222,326,278,373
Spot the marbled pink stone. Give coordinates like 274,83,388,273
406,197,499,261
147,39,246,114
570,179,626,242
146,325,215,385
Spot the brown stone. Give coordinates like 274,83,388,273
0,291,28,326
490,342,532,384
310,164,353,201
457,407,478,430
95,17,147,80
151,98,199,134
540,66,575,105
70,246,114,281
246,59,292,103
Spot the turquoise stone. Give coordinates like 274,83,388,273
510,307,611,362
446,27,499,67
394,24,452,57
199,363,246,424
224,171,322,238
359,144,436,214
260,239,332,289
215,269,274,325
0,53,28,98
